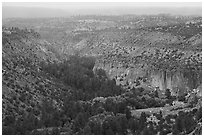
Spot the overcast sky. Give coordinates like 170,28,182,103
2,2,202,18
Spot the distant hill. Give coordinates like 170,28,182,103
2,5,201,18
2,6,70,18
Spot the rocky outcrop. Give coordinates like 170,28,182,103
148,70,201,96
150,70,187,91
94,55,201,95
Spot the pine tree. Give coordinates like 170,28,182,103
125,107,132,120
139,112,147,131
83,125,92,135
165,89,171,99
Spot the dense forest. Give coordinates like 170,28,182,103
3,55,201,135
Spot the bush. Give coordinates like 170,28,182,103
165,89,171,99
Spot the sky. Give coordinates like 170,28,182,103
2,2,202,18
2,2,201,8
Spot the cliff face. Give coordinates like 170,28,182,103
150,70,189,93
94,60,201,95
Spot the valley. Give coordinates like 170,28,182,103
2,14,202,135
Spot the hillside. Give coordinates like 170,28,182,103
2,27,71,134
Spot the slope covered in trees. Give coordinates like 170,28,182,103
2,14,202,135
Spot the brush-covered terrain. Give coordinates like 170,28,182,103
2,14,202,135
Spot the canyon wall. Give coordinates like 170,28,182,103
94,61,201,94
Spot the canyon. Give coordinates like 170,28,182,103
2,14,202,135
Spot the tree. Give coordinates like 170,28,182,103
116,115,128,134
188,94,198,107
154,90,159,98
139,112,147,131
4,115,15,126
196,107,202,120
52,127,60,135
184,114,196,134
2,126,16,135
172,125,180,135
96,106,105,114
73,112,86,132
40,98,62,127
128,118,139,133
146,123,155,135
83,125,92,135
95,69,107,79
90,121,102,135
173,115,184,133
165,89,171,99
105,128,114,135
125,107,132,120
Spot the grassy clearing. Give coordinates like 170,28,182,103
131,104,190,117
